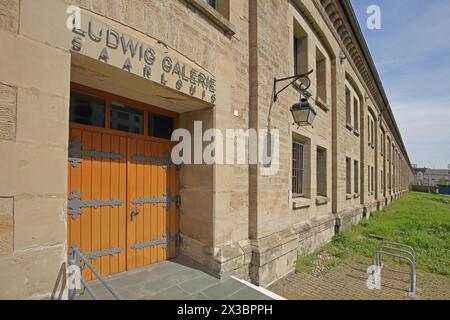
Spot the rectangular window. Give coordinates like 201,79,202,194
345,87,352,126
368,165,371,193
387,137,391,161
292,141,305,196
294,36,299,76
354,160,359,194
110,102,144,135
371,166,375,193
70,91,105,128
353,98,359,131
380,132,384,155
367,115,375,146
317,147,327,197
148,112,174,140
371,120,375,146
346,158,352,194
293,22,308,76
316,48,327,102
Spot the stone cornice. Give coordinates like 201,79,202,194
317,0,412,169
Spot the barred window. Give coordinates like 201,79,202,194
292,141,305,196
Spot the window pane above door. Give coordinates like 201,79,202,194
110,102,144,135
148,112,174,140
70,91,105,128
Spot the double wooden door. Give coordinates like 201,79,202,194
67,126,179,281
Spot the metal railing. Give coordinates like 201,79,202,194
372,241,416,298
68,245,123,300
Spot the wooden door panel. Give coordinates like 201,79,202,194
68,128,127,280
126,138,179,269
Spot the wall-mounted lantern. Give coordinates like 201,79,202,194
273,70,316,127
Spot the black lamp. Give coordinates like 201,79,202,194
290,97,317,126
273,70,316,127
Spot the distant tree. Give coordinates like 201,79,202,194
438,176,447,187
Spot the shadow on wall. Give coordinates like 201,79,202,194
51,262,66,300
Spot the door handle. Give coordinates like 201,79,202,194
130,207,140,222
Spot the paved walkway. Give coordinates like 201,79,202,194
76,257,274,300
269,257,450,300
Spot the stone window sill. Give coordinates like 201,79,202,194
346,123,354,131
293,197,311,210
316,196,330,206
354,193,360,199
346,193,353,200
354,129,360,137
185,0,236,36
315,96,330,112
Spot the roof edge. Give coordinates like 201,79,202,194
339,0,413,170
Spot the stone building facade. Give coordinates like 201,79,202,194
413,168,450,186
0,0,413,299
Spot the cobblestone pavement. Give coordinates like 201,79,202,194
269,257,450,300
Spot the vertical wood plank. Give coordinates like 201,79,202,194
143,141,152,265
127,138,137,270
100,134,111,276
157,143,165,262
136,139,145,268
174,142,180,259
81,130,93,280
67,130,73,269
69,129,82,253
168,143,179,259
110,135,120,274
150,142,158,264
118,136,127,273
91,132,102,278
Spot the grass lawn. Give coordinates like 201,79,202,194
297,192,450,276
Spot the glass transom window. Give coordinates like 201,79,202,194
70,91,105,128
110,102,144,135
148,112,174,140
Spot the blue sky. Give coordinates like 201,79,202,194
350,0,450,169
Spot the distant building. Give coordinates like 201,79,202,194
413,167,450,186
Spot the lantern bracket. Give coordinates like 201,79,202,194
273,70,313,103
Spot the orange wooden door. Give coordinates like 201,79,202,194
126,137,180,270
68,127,180,279
67,127,128,280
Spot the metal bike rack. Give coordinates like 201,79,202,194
68,245,123,300
372,241,416,298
